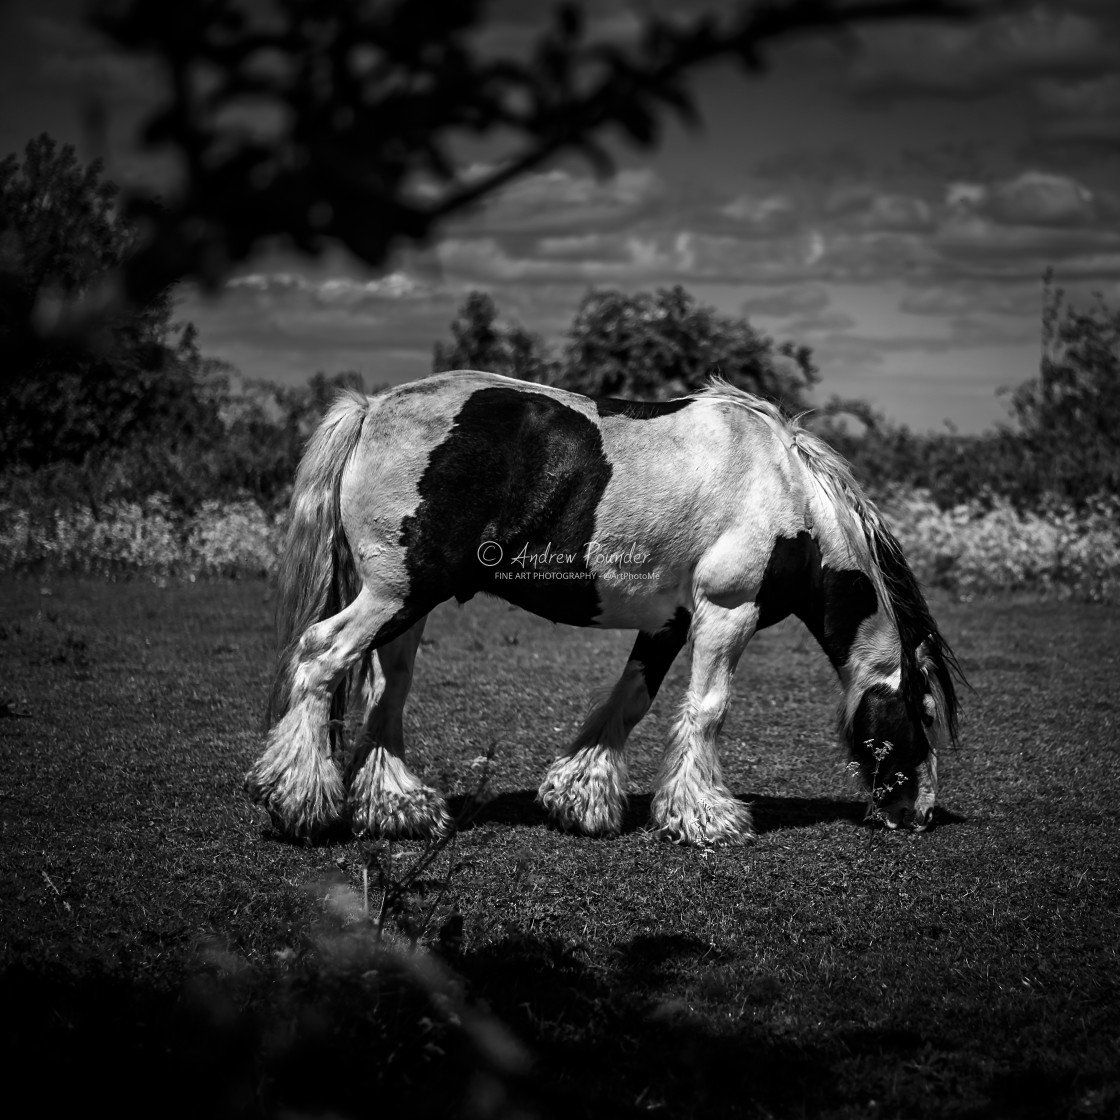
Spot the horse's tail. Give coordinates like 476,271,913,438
266,389,372,734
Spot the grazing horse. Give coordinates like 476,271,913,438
246,370,960,845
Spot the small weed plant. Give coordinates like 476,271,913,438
850,740,909,843
356,743,497,949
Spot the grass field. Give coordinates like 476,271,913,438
1,577,1118,1119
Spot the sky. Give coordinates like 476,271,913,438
2,0,1118,432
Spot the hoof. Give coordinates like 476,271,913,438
349,747,452,840
245,755,346,843
650,789,755,846
350,785,452,840
537,746,626,836
653,822,756,847
247,703,347,842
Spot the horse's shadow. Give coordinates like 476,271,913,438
258,790,964,845
450,790,965,835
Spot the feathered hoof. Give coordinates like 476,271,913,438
244,755,346,844
537,788,625,837
348,747,452,840
537,747,627,837
349,786,453,840
650,790,755,847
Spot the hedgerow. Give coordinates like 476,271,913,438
883,489,1120,604
2,491,1118,601
0,497,283,579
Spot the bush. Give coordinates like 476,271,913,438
883,490,1120,603
0,496,284,579
185,501,282,578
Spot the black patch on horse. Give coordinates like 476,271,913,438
849,682,930,783
399,386,612,626
816,567,879,667
757,531,816,630
595,397,693,419
757,531,878,667
630,608,691,699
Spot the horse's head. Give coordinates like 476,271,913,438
845,641,951,831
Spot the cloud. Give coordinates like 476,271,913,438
226,271,440,304
471,1,747,61
1028,74,1120,155
856,194,935,233
949,170,1100,227
463,168,665,235
812,316,1036,368
898,281,1044,318
435,162,1120,293
200,269,463,357
439,183,1120,293
943,314,1040,349
900,277,1120,321
435,230,820,286
933,210,1120,267
1034,72,1120,117
178,268,466,389
912,170,1120,279
699,178,1111,285
740,286,831,318
784,310,859,336
534,234,635,262
847,3,1120,101
808,230,935,282
440,171,1120,291
719,192,801,237
824,184,935,233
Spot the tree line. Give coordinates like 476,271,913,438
2,136,1118,516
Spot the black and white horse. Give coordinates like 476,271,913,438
247,371,960,845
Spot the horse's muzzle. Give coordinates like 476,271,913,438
877,802,933,832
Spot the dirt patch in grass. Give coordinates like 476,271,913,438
1,578,1118,1118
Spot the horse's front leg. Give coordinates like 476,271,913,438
539,614,689,835
346,615,450,839
651,599,757,845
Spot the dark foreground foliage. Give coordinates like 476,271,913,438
2,579,1118,1118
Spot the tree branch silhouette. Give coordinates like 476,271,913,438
88,0,977,308
0,0,987,367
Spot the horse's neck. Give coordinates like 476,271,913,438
792,475,898,676
795,538,900,687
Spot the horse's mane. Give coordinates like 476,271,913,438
691,380,962,746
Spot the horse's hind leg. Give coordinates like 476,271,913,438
652,599,758,845
247,588,415,842
347,615,450,839
538,612,689,835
